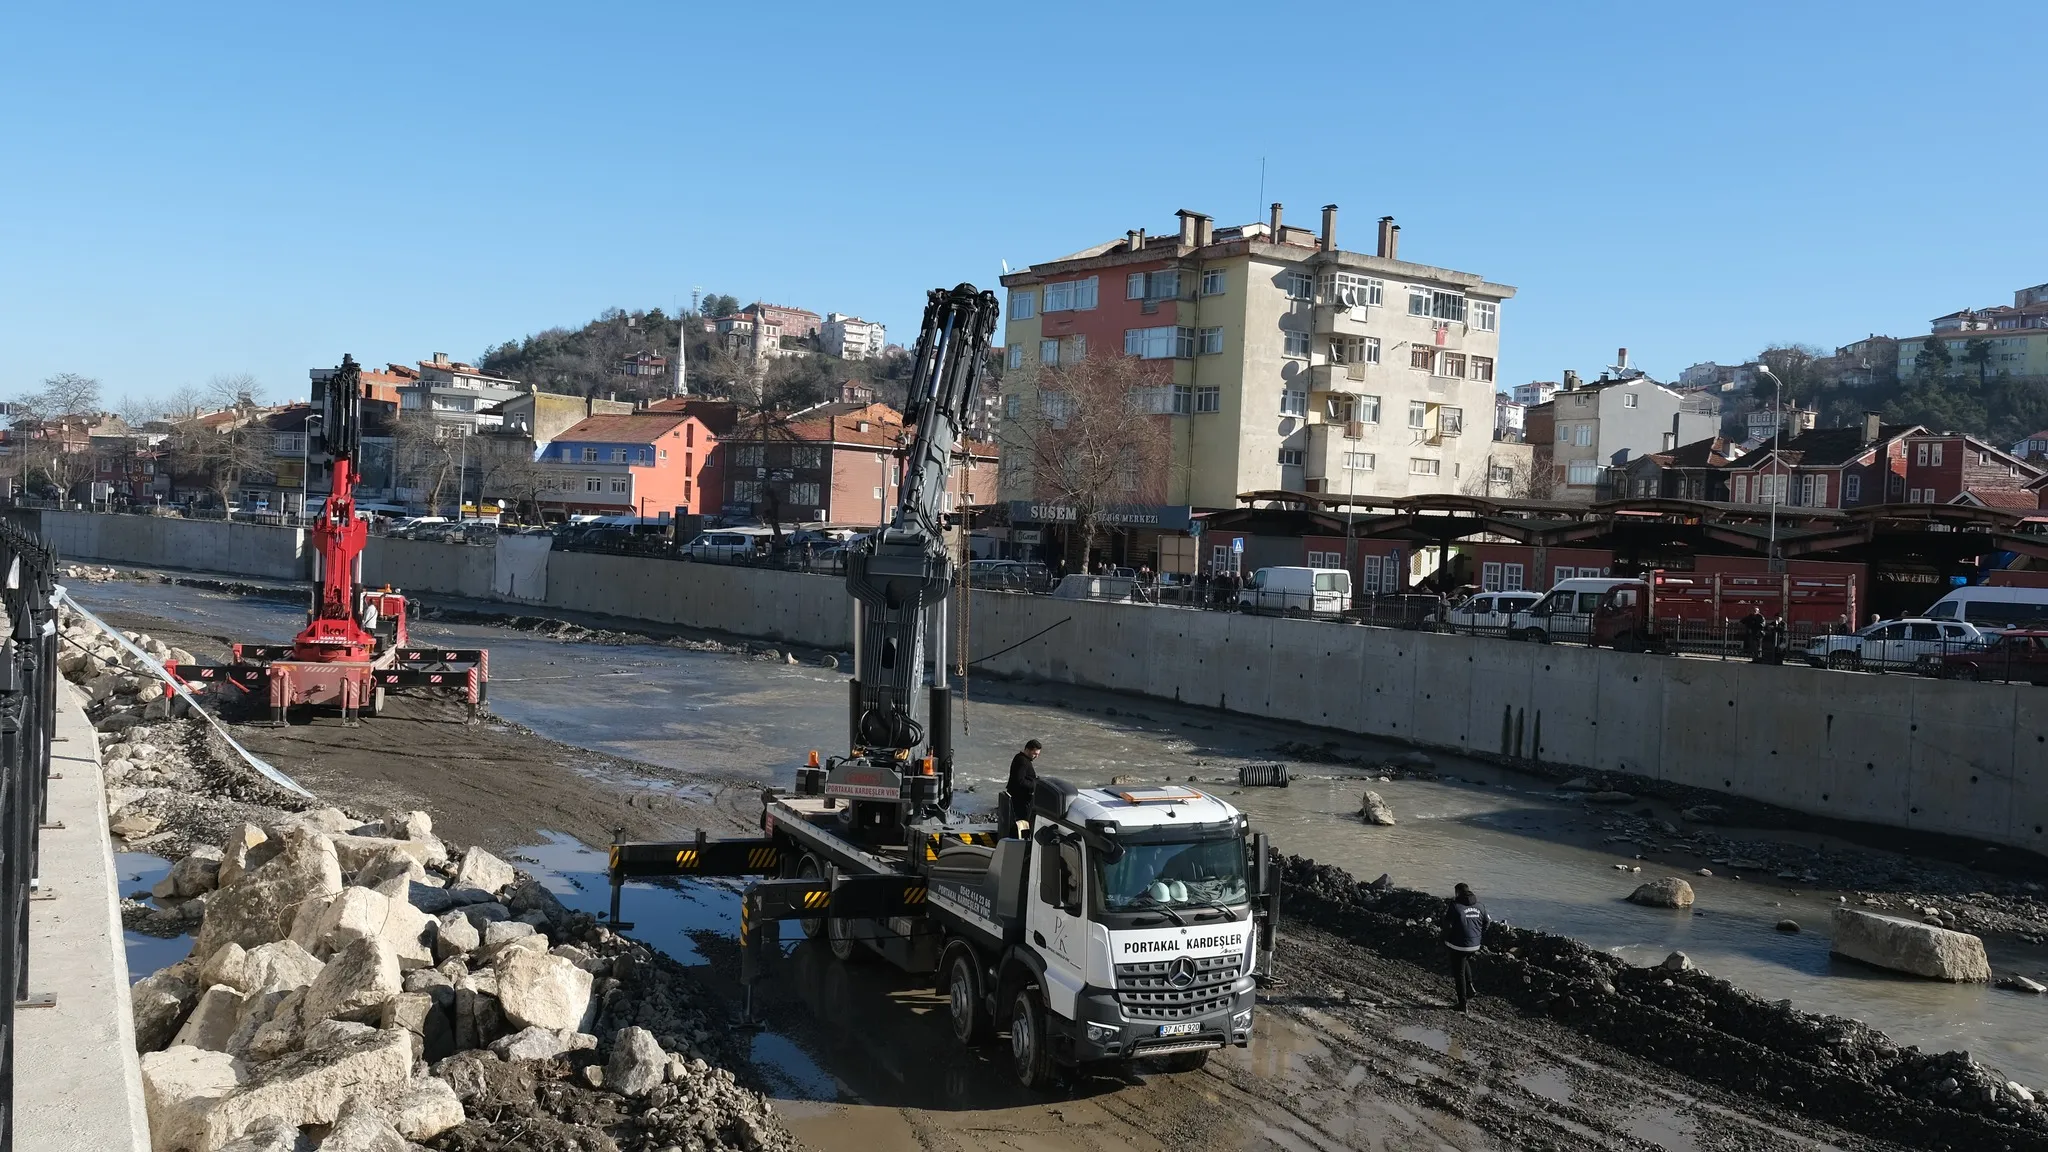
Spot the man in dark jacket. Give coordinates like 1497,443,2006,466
1441,882,1489,1011
1005,740,1043,829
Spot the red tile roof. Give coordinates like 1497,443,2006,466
1968,489,2042,512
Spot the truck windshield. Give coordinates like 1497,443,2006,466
1094,837,1248,914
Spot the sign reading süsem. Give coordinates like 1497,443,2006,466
1007,502,1194,532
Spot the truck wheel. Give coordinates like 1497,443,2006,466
796,856,825,940
945,948,991,1046
1010,987,1056,1090
1157,1048,1210,1073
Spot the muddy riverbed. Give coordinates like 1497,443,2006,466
70,574,2048,1148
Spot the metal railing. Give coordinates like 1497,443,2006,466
0,516,59,1152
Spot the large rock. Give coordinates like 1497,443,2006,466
140,1046,246,1152
496,951,594,1033
195,1030,413,1148
383,810,433,841
196,829,344,959
1628,877,1695,909
133,971,200,1052
453,973,509,1051
1360,790,1396,826
239,990,305,1064
169,985,248,1052
433,910,481,962
381,991,456,1063
490,1025,583,1062
477,920,537,960
1830,908,1992,982
506,878,571,929
199,939,325,996
288,886,434,969
214,1116,297,1152
333,833,444,873
154,846,225,899
215,824,274,890
606,1026,667,1096
299,937,402,1027
452,846,516,896
354,846,427,891
300,1018,376,1050
379,1075,465,1141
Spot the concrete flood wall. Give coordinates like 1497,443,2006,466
35,510,2048,855
37,510,308,581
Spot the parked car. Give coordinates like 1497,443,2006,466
968,559,1050,592
808,545,850,574
1436,590,1541,632
1237,566,1352,617
1803,617,1990,671
1935,630,2048,683
1508,578,1635,643
683,530,767,563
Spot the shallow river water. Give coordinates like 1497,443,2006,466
76,580,2048,1087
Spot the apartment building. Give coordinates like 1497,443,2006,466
484,390,635,454
819,313,887,360
534,412,721,519
715,400,997,525
1547,365,1719,500
997,204,1516,509
398,353,523,433
1619,435,1741,502
1511,380,1558,407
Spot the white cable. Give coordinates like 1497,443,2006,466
53,586,315,799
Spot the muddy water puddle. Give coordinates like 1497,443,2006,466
118,851,194,980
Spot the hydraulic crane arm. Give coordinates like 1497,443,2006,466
840,285,998,812
298,354,374,660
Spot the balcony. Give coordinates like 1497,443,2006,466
1311,301,1375,337
1309,362,1373,390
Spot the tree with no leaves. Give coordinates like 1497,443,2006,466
1002,353,1174,569
394,409,460,515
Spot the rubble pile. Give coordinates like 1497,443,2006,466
1280,855,2048,1151
58,607,792,1152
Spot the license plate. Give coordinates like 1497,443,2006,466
1157,1022,1201,1037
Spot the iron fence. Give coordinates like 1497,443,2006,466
0,517,59,1152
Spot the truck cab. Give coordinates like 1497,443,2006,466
927,779,1266,1086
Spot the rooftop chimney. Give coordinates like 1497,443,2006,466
1563,369,1581,390
1617,347,1630,371
1193,213,1213,246
1863,411,1882,445
1175,209,1198,247
1135,227,1145,250
1320,204,1338,253
1269,202,1283,240
1126,229,1139,253
1388,223,1400,262
1376,216,1394,258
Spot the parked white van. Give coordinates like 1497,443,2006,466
1923,585,2048,631
1509,577,1635,643
1237,566,1352,616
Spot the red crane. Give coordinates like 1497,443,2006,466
173,354,488,723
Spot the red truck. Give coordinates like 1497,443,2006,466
1591,570,1859,654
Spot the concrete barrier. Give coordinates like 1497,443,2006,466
37,509,2048,855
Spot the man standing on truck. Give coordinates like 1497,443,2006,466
1006,739,1043,830
1441,882,1489,1012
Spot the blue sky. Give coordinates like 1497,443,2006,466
3,3,2042,408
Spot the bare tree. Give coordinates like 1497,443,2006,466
166,411,272,509
1003,354,1174,568
478,443,552,524
12,372,103,424
393,410,458,515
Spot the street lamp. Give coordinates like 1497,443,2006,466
301,414,323,524
1752,364,1785,563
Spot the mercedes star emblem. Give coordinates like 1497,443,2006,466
1168,956,1197,989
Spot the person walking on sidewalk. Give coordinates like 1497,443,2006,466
1441,882,1489,1011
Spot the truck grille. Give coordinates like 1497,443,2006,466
1114,954,1242,1021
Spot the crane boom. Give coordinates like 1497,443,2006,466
299,354,375,660
830,284,998,834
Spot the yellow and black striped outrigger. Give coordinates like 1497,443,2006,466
607,827,940,1022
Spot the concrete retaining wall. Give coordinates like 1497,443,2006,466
39,510,308,581
37,510,2048,854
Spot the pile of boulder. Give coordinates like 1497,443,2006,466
133,811,792,1151
57,610,202,733
56,606,789,1151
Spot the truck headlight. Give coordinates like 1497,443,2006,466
1231,1009,1253,1034
1085,1022,1118,1044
